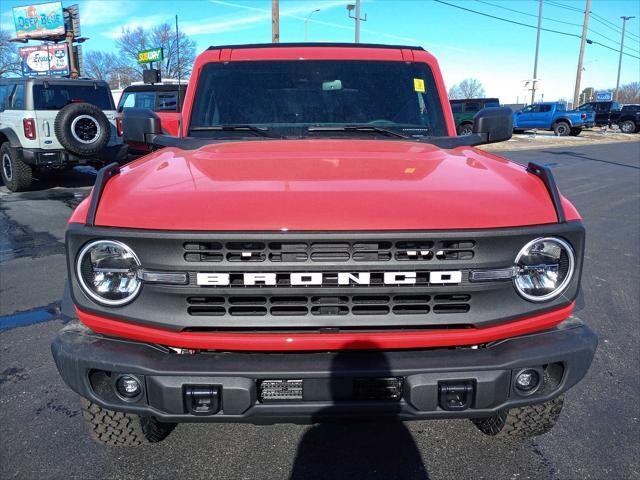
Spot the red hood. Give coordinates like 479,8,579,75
79,139,576,231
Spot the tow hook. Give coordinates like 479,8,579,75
438,381,475,411
184,385,220,415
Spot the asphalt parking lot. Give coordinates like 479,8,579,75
1,141,639,480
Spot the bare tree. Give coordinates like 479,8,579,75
616,82,640,104
116,23,196,81
0,29,21,77
448,78,486,99
149,23,196,79
84,50,138,88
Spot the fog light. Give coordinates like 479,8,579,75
515,369,540,394
116,375,142,398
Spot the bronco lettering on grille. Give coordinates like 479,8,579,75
195,271,463,286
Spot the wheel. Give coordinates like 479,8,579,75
569,128,582,136
619,120,637,134
1,142,33,192
553,122,570,136
54,103,111,156
458,123,474,136
471,395,564,438
80,397,176,446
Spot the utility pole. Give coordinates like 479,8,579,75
272,0,279,43
347,1,367,43
531,0,543,104
573,0,591,108
304,9,320,42
615,16,635,101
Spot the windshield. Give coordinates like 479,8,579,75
33,84,113,110
189,60,447,138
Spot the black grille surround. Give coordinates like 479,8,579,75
66,221,585,333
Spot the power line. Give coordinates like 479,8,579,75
544,0,584,14
434,0,578,38
478,0,639,54
589,27,640,55
590,12,640,41
433,0,640,60
475,0,582,27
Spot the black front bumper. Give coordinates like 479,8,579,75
51,318,597,424
19,144,128,167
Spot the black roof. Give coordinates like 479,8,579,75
207,42,424,51
122,83,187,92
0,77,110,86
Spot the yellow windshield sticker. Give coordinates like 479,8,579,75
414,78,425,93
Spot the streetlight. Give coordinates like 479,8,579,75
304,9,320,42
615,16,635,101
347,1,367,43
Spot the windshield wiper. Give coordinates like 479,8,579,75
190,124,272,137
307,124,412,139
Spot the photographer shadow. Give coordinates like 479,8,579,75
289,341,429,480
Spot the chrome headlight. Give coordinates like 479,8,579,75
76,240,142,306
513,237,575,302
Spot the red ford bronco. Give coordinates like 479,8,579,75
52,44,597,446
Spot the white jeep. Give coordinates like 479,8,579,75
0,78,127,192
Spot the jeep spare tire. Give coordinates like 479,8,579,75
54,103,110,156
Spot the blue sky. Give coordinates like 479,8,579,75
2,0,639,102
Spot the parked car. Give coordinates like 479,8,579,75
450,98,500,135
576,101,622,129
513,102,595,136
617,104,640,133
0,78,127,192
117,83,187,138
51,43,596,447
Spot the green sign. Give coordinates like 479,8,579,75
137,48,163,64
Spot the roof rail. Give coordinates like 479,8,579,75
526,161,566,223
207,42,424,51
86,162,120,226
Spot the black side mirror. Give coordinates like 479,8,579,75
472,107,513,144
122,108,162,146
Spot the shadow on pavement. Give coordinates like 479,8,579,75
290,342,429,480
0,166,97,191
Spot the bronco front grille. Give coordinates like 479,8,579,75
187,294,471,317
183,239,475,264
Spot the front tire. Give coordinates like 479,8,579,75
458,123,474,136
80,397,176,446
553,122,570,136
471,395,564,438
619,120,637,134
570,127,582,136
1,143,33,192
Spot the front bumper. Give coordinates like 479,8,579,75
19,144,128,167
51,318,597,424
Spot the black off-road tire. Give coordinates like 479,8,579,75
458,122,474,136
553,122,570,136
618,119,637,134
80,397,176,446
569,127,582,136
54,103,111,156
1,142,33,192
471,395,564,438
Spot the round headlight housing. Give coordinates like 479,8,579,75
513,237,575,302
76,240,141,306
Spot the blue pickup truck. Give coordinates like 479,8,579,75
513,102,595,136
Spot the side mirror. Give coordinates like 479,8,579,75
472,107,513,144
122,108,162,146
